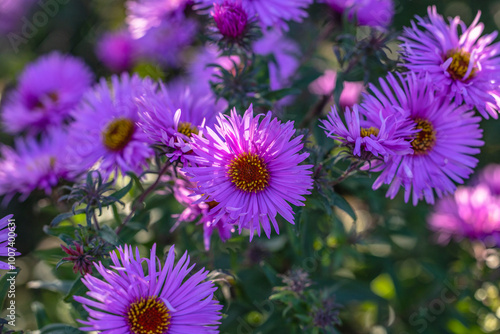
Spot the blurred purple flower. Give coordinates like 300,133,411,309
137,79,226,164
325,0,394,29
477,164,500,196
428,185,500,246
171,174,235,250
183,105,313,240
68,74,154,178
96,29,136,72
75,244,222,333
195,0,312,30
1,52,93,135
0,129,74,203
362,72,484,205
321,104,414,162
309,70,365,108
0,0,36,33
400,6,500,119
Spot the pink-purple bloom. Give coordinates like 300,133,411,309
321,105,414,162
183,105,313,240
477,164,500,196
1,52,93,134
68,74,154,178
0,0,36,33
96,29,136,72
172,174,235,250
400,6,500,119
363,72,484,205
195,0,312,30
75,244,222,333
325,0,394,29
137,79,226,164
212,1,249,39
428,185,500,246
0,129,74,203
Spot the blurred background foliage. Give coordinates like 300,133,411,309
0,0,499,333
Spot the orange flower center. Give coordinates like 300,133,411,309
360,127,379,137
445,49,476,80
103,118,135,151
228,152,270,193
411,118,436,154
177,122,199,138
127,297,171,334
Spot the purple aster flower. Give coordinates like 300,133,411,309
0,129,74,203
308,70,365,108
75,244,222,333
212,1,248,39
1,52,93,135
321,104,414,162
363,72,484,205
68,73,154,178
325,0,394,29
428,185,500,246
183,105,313,240
137,79,226,164
400,6,500,119
195,0,312,30
96,29,136,72
0,214,19,271
171,174,235,250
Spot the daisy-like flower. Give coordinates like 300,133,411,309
96,29,136,72
0,214,18,272
137,79,226,164
183,105,313,240
172,174,234,250
195,0,313,31
212,1,249,40
321,104,414,162
0,129,74,203
428,185,500,246
75,244,222,333
363,72,484,205
69,73,154,178
400,6,500,119
325,0,394,29
1,52,93,134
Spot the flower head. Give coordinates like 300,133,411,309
321,104,414,162
428,185,500,246
195,0,312,30
363,72,484,205
400,6,500,119
1,52,93,134
183,105,313,240
137,79,225,164
212,1,248,39
0,0,36,33
0,129,74,203
74,244,222,333
309,70,365,108
68,73,155,178
96,29,136,72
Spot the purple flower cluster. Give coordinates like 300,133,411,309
428,165,500,247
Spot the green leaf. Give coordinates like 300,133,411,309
64,278,86,303
99,225,120,246
331,192,357,221
50,210,86,227
32,301,51,329
106,178,133,203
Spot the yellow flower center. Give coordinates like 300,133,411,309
177,122,199,138
127,297,171,334
103,118,135,151
445,49,476,80
360,127,379,137
34,92,59,110
411,118,436,154
228,152,270,193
